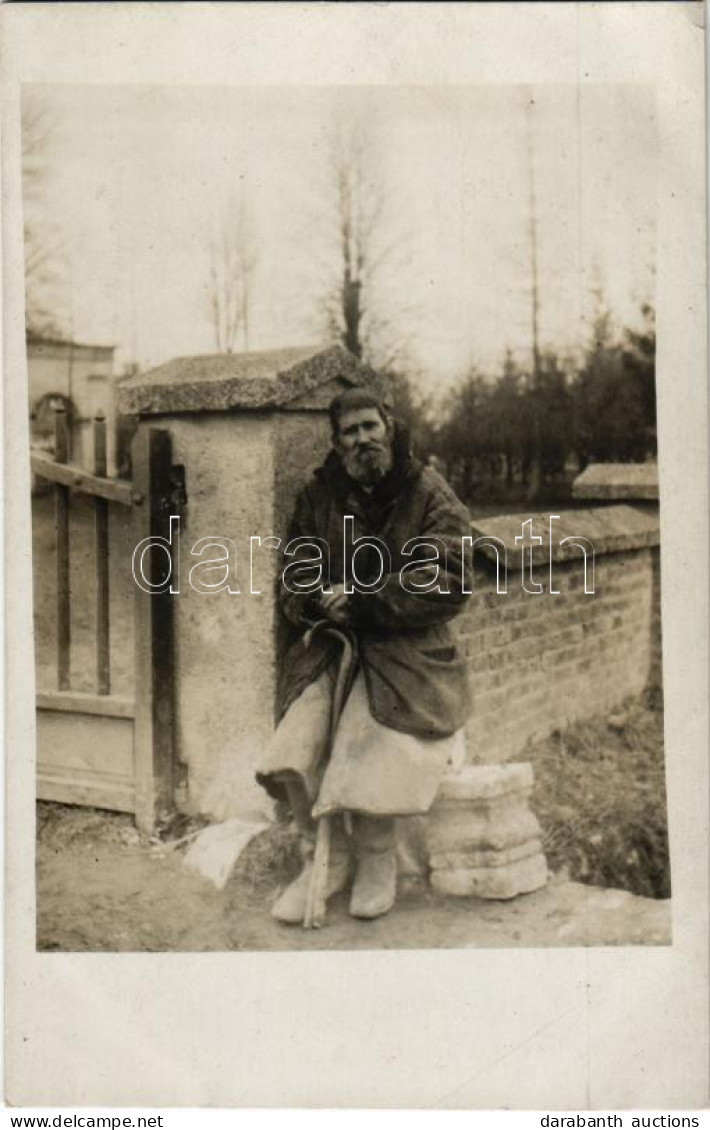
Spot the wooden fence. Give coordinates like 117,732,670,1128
32,406,177,833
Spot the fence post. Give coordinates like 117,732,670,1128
132,427,176,834
93,411,110,694
54,404,70,691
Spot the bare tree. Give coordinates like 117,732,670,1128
22,92,65,337
319,121,404,365
524,92,542,500
205,192,257,354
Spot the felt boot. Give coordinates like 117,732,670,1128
271,784,352,925
271,831,351,924
349,815,397,920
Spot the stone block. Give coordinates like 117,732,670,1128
425,762,548,900
426,803,541,855
431,852,549,899
429,838,543,870
436,763,534,802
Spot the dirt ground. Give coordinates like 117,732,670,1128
36,803,671,952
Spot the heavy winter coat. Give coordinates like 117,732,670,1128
277,426,474,740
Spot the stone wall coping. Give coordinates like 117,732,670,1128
117,344,383,417
470,505,659,568
572,462,659,501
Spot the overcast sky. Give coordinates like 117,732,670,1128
25,82,657,394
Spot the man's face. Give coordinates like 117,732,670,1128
334,407,393,486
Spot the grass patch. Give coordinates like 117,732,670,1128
529,693,670,898
37,801,142,850
231,824,302,892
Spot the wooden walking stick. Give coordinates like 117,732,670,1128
302,622,358,930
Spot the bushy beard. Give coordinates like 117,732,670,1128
340,440,394,487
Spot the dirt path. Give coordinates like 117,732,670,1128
37,807,671,952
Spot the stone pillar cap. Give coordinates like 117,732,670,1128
572,462,659,501
117,343,386,417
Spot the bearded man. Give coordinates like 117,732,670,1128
256,387,473,924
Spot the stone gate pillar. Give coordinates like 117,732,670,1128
118,345,385,820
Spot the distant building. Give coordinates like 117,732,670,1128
27,332,118,473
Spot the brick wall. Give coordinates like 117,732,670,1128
457,507,661,764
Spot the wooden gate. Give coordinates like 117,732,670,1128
32,407,178,834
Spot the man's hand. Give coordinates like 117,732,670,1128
318,583,350,625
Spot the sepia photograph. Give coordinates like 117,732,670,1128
25,80,670,953
3,0,707,1112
